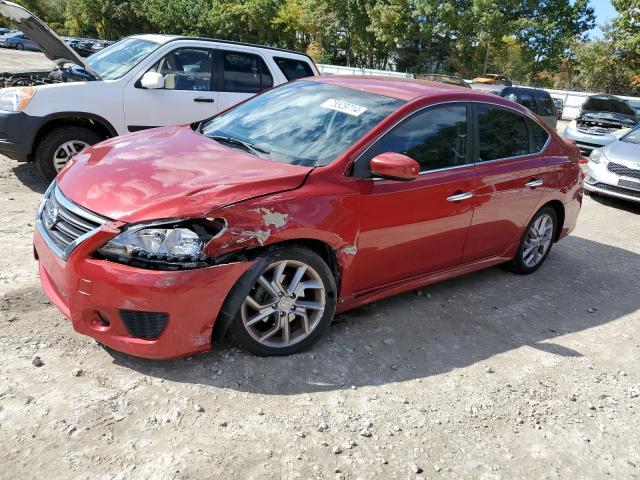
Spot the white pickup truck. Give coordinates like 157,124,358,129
0,1,319,180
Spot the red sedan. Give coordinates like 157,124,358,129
33,76,584,359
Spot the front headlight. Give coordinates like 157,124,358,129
0,87,36,112
589,149,608,165
97,219,225,270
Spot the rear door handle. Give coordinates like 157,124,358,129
525,179,544,188
446,191,473,202
194,98,215,103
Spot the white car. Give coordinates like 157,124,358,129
0,1,318,180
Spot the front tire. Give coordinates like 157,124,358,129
509,206,557,275
34,127,101,182
16,43,24,50
228,247,337,356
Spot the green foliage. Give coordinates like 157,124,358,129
2,0,637,94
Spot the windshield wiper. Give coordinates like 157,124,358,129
208,135,270,157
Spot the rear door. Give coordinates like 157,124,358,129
214,49,274,112
123,46,219,131
462,104,549,263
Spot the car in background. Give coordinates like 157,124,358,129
416,73,470,88
472,74,512,86
33,76,583,359
0,26,14,35
628,100,640,120
0,0,319,181
562,94,638,155
585,125,640,203
470,84,557,128
63,37,95,57
1,31,39,50
553,98,564,119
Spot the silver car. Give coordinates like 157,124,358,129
584,125,640,203
563,94,638,155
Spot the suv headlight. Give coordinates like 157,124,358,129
589,149,608,165
0,87,36,112
97,219,225,270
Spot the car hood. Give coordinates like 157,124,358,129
603,138,640,166
580,111,637,126
56,126,311,222
0,1,94,73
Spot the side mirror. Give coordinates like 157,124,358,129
140,71,164,89
370,152,420,181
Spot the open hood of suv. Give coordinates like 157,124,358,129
0,1,97,75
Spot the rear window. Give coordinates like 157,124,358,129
536,95,555,116
583,97,635,116
274,57,314,81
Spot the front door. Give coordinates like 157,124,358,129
352,103,477,292
123,47,218,132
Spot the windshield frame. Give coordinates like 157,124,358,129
85,37,162,81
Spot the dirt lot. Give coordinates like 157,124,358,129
1,51,640,479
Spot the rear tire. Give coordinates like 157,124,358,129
228,246,337,356
508,206,557,275
34,127,101,182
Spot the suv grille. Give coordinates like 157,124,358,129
120,310,169,340
608,162,640,180
38,185,107,258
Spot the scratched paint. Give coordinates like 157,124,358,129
253,207,289,228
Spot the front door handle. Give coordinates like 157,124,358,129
194,97,215,103
446,191,473,202
525,179,544,188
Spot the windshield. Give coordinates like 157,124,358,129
582,97,635,117
86,38,160,80
621,126,640,145
201,80,405,167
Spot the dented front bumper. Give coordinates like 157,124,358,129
34,226,254,359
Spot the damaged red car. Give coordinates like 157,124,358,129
33,76,583,359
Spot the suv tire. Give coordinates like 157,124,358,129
35,127,101,182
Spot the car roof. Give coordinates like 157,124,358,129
309,75,526,103
130,34,313,59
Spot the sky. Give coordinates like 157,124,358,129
590,0,618,37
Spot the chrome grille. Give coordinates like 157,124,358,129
37,184,108,259
607,162,640,180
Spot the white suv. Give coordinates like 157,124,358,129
0,1,318,180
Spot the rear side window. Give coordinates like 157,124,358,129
519,93,538,113
274,57,314,81
528,119,550,151
477,105,530,161
536,95,555,116
363,105,469,172
222,52,273,93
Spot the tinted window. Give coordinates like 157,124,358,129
274,57,314,81
362,105,468,172
519,93,538,113
202,81,404,167
527,119,550,151
477,105,529,161
222,52,273,93
149,48,213,91
537,95,555,116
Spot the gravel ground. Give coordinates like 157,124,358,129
1,50,639,480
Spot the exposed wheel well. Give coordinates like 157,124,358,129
543,200,565,241
32,116,116,160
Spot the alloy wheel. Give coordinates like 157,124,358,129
522,214,554,268
241,259,326,348
52,140,90,172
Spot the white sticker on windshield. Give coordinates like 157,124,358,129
321,99,367,117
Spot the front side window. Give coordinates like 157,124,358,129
477,105,530,161
274,57,314,81
86,38,161,80
201,80,404,167
360,105,469,173
148,48,213,91
222,52,273,93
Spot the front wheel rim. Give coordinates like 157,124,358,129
52,140,90,172
522,214,553,268
241,259,326,348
